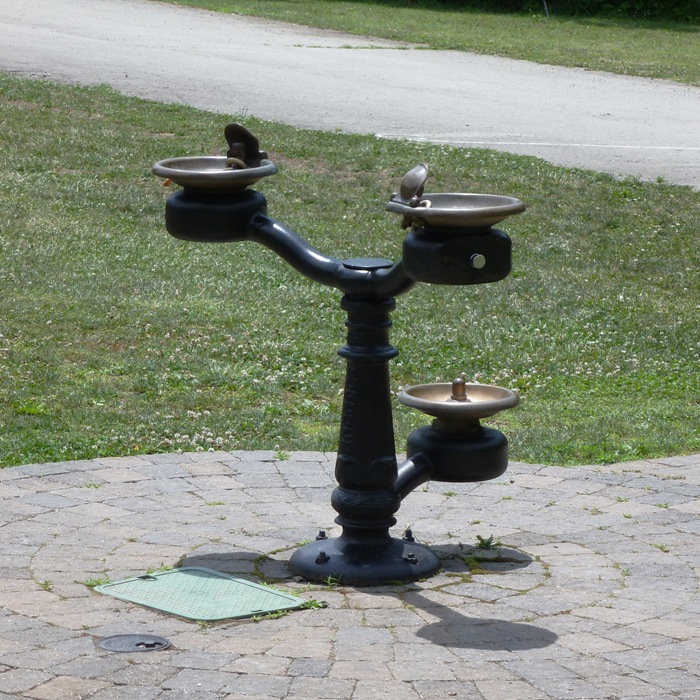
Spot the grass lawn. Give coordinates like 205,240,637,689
1,73,698,468
159,0,700,86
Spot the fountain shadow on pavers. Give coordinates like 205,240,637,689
402,545,556,651
406,591,558,651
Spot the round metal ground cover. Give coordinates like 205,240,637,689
97,634,171,652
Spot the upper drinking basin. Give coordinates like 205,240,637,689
387,192,526,229
386,164,525,229
152,156,278,192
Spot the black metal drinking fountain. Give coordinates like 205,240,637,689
153,124,525,585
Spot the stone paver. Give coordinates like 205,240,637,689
1,450,699,699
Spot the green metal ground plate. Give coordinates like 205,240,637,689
95,567,305,621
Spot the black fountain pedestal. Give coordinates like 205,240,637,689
153,125,526,586
290,281,441,585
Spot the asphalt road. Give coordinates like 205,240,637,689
1,0,698,188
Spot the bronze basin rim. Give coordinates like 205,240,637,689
152,156,278,191
398,382,519,421
386,192,526,228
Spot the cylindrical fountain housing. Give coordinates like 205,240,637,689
402,225,512,285
164,189,269,242
405,424,509,482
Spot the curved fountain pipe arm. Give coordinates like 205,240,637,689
248,214,415,297
247,214,341,285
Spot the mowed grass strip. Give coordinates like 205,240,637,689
0,74,698,467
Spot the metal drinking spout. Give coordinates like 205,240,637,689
224,123,270,168
388,163,430,229
450,377,470,402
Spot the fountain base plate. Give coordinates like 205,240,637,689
289,535,441,586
